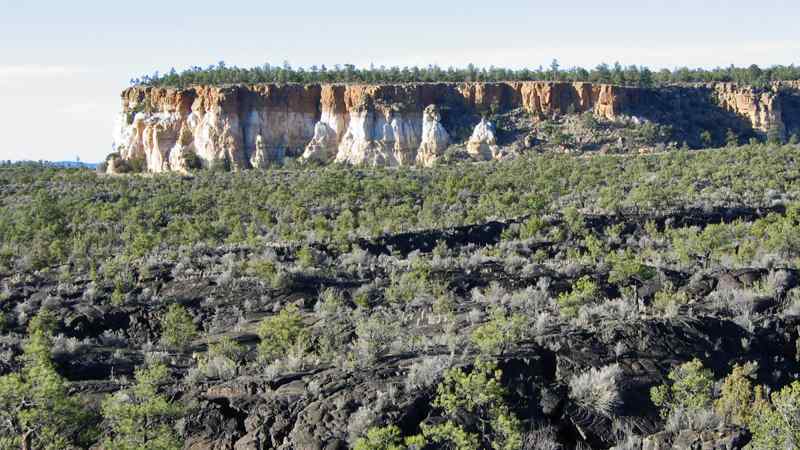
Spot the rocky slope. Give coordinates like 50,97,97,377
109,81,800,173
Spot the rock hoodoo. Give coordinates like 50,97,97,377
415,105,450,167
467,117,500,160
109,81,800,173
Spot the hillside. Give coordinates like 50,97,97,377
3,144,800,448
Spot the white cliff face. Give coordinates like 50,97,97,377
332,109,423,167
302,122,338,163
416,105,450,167
467,118,500,160
191,107,247,169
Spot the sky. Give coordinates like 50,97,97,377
1,0,799,162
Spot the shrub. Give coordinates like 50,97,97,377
557,276,598,318
725,129,739,147
569,364,623,417
650,358,714,420
581,111,599,130
246,258,286,288
257,304,308,362
197,336,245,380
433,358,523,450
353,311,399,363
183,150,203,170
353,425,405,450
296,245,316,268
470,308,526,355
419,421,480,450
714,362,757,426
607,248,654,284
747,381,800,450
652,281,690,315
159,304,197,350
519,216,546,240
405,356,450,391
767,124,785,145
700,130,713,147
563,207,586,236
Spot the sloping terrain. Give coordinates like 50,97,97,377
2,144,800,449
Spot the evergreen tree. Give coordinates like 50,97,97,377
101,364,184,450
0,309,97,450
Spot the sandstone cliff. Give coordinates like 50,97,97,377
110,81,800,173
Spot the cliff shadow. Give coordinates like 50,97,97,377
779,88,800,137
628,86,759,148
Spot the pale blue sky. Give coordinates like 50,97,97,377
2,0,798,162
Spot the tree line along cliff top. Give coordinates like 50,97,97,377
130,61,800,89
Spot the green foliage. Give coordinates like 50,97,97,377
183,150,203,170
563,207,586,236
419,421,480,450
111,279,126,306
296,244,316,268
557,276,598,318
470,308,526,355
3,146,800,273
607,247,654,284
652,281,690,313
246,259,286,288
159,303,197,350
131,61,800,88
101,363,184,450
197,336,246,379
767,124,785,145
257,304,308,362
353,425,406,450
582,233,605,263
0,310,96,450
700,130,713,147
746,381,800,450
384,258,434,303
714,362,757,426
581,111,599,130
433,358,523,450
725,129,740,147
751,204,800,258
519,216,546,240
650,358,714,419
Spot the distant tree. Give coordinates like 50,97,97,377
128,62,800,88
767,125,785,145
725,129,739,147
700,130,713,147
549,59,560,81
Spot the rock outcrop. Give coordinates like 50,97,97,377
415,105,450,167
711,82,784,135
467,117,500,160
110,81,800,173
301,122,338,163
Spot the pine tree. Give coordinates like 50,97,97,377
0,309,96,449
101,363,184,450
